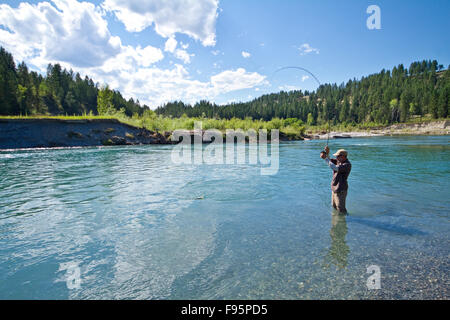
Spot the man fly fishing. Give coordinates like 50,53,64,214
272,66,352,212
320,147,351,214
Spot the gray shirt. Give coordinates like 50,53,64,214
324,157,351,192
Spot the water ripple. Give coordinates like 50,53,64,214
0,137,449,299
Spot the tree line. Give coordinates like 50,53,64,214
1,46,449,125
0,47,150,117
156,61,450,125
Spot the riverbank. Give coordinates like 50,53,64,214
1,118,449,150
0,118,302,150
304,120,450,140
0,118,172,149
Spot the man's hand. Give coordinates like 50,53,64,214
324,146,330,155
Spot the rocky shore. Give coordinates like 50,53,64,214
304,120,450,140
0,118,172,150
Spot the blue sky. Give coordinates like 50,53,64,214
1,0,449,108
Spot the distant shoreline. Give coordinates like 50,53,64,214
304,120,449,140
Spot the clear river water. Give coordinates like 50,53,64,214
0,136,449,299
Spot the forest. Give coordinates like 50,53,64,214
156,62,450,125
1,46,449,127
0,47,149,118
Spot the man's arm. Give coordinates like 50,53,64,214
324,157,351,173
324,157,338,171
320,146,338,171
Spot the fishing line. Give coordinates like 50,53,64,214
272,66,322,87
271,66,331,146
272,66,334,209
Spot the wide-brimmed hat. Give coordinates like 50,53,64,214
333,149,348,157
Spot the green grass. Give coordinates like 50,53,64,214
2,114,447,137
304,115,449,134
0,114,306,136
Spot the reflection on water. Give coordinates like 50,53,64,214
324,213,349,269
0,136,449,299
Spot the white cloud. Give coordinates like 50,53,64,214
0,0,164,79
301,75,309,82
298,43,320,55
211,68,265,92
0,0,121,67
100,45,163,72
0,0,265,108
241,51,251,58
174,49,194,64
164,37,177,53
102,0,219,46
93,65,265,107
164,38,193,64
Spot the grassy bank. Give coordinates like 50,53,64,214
0,114,306,139
2,114,447,139
304,116,450,134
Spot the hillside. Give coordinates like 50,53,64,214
156,62,450,125
1,46,449,128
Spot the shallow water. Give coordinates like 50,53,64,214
0,136,449,299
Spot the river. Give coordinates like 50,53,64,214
0,135,448,299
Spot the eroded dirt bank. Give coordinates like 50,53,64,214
0,119,172,150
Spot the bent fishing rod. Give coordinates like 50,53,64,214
271,66,331,147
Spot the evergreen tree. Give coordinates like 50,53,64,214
438,86,449,118
0,47,448,124
0,47,19,115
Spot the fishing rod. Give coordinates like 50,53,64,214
271,66,331,148
272,66,322,88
